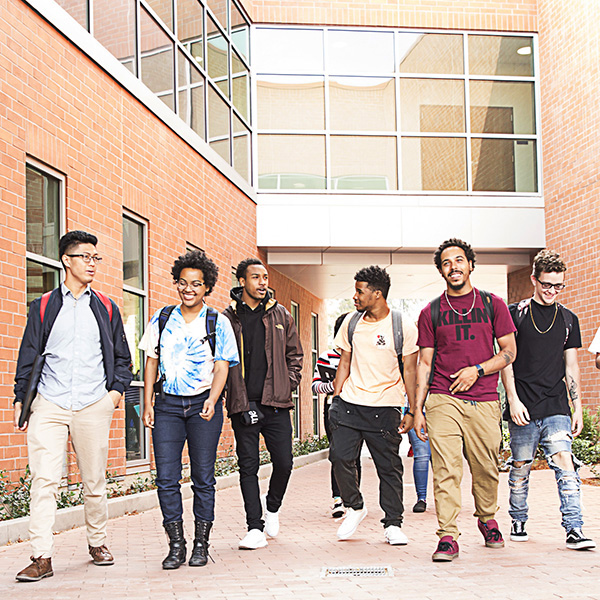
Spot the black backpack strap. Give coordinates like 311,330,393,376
205,307,218,357
557,304,574,347
391,309,404,377
347,311,363,347
428,295,442,385
155,305,176,360
479,289,495,330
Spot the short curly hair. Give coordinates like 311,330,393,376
354,266,391,300
433,238,476,271
235,257,265,281
171,250,219,295
532,249,566,279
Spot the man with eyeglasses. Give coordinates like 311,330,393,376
501,249,595,550
13,230,133,581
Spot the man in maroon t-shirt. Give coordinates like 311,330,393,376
414,238,517,562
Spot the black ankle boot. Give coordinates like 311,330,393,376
162,521,186,570
189,521,212,567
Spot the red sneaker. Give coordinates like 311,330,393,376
478,519,505,548
432,536,459,562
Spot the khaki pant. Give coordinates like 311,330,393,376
27,393,115,558
426,393,501,540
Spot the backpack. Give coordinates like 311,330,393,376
155,305,218,360
511,297,574,346
347,309,404,376
428,290,495,385
40,289,113,322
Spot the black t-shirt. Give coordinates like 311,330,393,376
506,300,581,420
238,300,268,403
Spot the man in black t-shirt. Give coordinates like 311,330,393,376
501,250,595,551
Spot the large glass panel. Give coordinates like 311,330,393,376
257,76,324,130
472,139,537,192
470,80,535,135
146,0,172,31
123,290,144,381
258,135,326,190
56,0,88,29
178,0,204,69
254,28,324,73
398,33,463,74
469,35,534,77
125,387,145,460
210,138,230,163
232,51,249,121
330,77,395,131
330,136,397,190
26,166,60,260
402,137,467,191
140,7,174,104
123,217,144,289
400,79,465,133
207,15,228,86
208,85,230,139
206,0,227,31
230,0,249,60
328,30,394,73
233,116,250,182
94,0,136,73
26,260,60,309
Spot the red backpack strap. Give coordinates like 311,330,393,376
40,291,52,323
92,290,113,321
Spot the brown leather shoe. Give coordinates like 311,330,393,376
16,556,53,582
89,544,114,565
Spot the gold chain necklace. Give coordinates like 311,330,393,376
445,289,476,316
530,300,558,334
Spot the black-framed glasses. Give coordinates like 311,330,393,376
66,253,103,264
176,279,204,290
535,278,565,291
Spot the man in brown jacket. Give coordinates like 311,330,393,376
223,258,303,550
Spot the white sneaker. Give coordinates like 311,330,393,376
261,494,280,538
239,529,268,550
385,525,408,545
337,506,368,540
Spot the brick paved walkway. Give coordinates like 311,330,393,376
1,456,599,599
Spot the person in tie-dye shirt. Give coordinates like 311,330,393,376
139,250,238,571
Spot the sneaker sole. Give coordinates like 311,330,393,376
432,553,458,562
16,571,54,582
386,539,408,546
239,541,268,550
485,542,505,548
510,534,529,542
566,541,596,550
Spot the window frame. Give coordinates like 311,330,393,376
290,300,300,438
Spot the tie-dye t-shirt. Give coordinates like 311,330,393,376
139,304,239,396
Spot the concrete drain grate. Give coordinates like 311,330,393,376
321,565,394,578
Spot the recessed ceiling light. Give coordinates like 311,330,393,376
517,46,531,56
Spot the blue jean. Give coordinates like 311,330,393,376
508,414,583,531
153,392,223,525
408,425,431,502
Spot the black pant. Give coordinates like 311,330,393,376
324,401,361,498
231,405,293,531
328,398,404,527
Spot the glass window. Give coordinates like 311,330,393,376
55,0,88,29
468,35,534,77
208,84,230,140
254,28,324,73
469,80,535,135
122,215,147,462
329,77,395,131
471,139,537,192
210,138,230,163
26,164,62,308
331,136,397,190
93,0,136,73
206,0,227,31
140,7,174,106
327,30,394,73
207,15,229,96
401,137,467,191
178,0,204,69
233,116,250,182
398,33,463,74
400,79,465,133
257,76,324,130
232,51,249,121
146,0,172,31
230,0,249,60
291,301,300,437
311,313,319,436
258,135,326,190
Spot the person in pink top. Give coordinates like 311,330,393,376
413,238,517,562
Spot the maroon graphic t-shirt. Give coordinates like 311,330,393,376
417,288,516,402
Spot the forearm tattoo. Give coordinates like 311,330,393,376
568,376,579,402
501,350,515,365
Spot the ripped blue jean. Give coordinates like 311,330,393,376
508,415,583,531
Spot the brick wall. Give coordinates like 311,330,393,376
240,0,537,31
0,0,324,481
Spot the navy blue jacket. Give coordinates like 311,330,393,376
14,287,133,403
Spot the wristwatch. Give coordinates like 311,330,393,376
475,364,485,378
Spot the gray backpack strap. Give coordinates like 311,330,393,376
347,311,363,347
391,309,404,377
